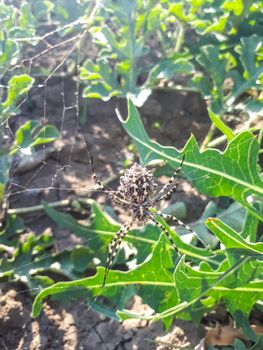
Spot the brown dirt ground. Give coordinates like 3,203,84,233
0,288,206,350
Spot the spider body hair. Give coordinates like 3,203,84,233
118,163,157,223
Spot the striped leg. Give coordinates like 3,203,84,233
156,183,179,202
149,214,179,254
110,196,129,209
158,213,206,246
155,154,185,201
102,222,131,288
90,155,130,208
90,155,112,195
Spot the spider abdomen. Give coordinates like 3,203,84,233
131,203,149,223
118,163,156,203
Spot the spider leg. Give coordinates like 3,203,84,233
157,213,206,246
148,213,179,254
102,222,131,288
89,155,112,195
110,196,129,209
154,154,185,201
156,182,179,202
89,155,131,206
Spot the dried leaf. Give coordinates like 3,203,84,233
251,324,263,336
205,321,246,346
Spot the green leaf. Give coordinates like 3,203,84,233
184,201,246,248
0,232,54,282
234,338,249,350
0,224,86,288
44,201,158,265
0,214,25,244
196,46,227,113
211,279,263,337
153,214,214,261
243,98,263,120
241,203,260,242
0,152,11,201
118,100,263,221
203,15,228,34
206,218,263,254
239,35,263,80
2,75,34,122
250,335,263,350
208,109,235,141
149,58,194,81
32,234,177,317
169,3,192,22
227,35,263,105
71,247,93,272
0,39,18,76
89,302,119,321
117,256,262,323
15,120,39,148
31,125,60,146
13,121,59,153
189,74,213,97
234,311,257,342
221,0,244,16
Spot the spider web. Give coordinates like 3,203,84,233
4,26,86,200
0,4,155,329
0,1,106,309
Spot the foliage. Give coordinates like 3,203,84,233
0,74,59,203
0,0,66,204
0,213,89,292
31,102,263,342
119,101,263,221
80,0,263,117
32,214,263,335
0,1,262,348
80,0,194,105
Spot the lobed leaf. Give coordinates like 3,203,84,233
1,75,34,122
117,100,263,221
13,120,60,152
44,201,212,265
117,256,262,324
206,218,263,254
32,234,176,317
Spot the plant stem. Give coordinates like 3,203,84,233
258,127,263,146
155,85,199,93
7,199,78,215
200,123,216,150
127,9,136,93
207,126,260,148
175,21,184,53
7,174,117,215
154,256,251,321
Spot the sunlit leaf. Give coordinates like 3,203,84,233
2,75,34,119
32,234,177,318
118,100,263,221
208,109,235,141
206,218,263,254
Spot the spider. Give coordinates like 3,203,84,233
90,154,196,287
